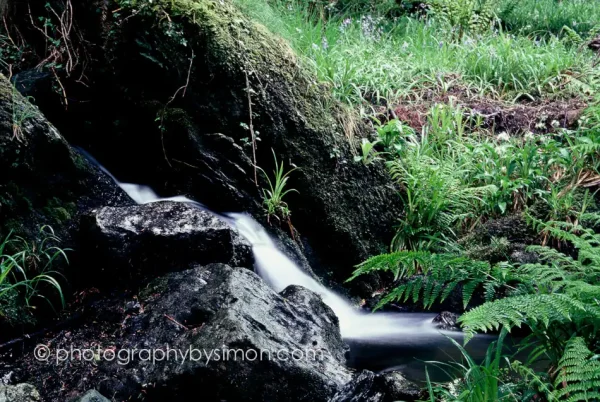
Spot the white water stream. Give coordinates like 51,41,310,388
81,150,449,342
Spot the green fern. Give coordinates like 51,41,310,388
349,251,508,310
459,294,586,341
552,337,600,401
429,0,498,38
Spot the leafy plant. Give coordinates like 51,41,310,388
374,118,414,154
425,330,520,402
348,251,510,310
0,226,68,321
388,130,496,250
429,0,498,39
456,216,600,399
258,150,299,223
551,337,600,401
354,138,382,165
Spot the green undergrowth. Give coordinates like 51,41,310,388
348,99,600,400
234,0,600,107
0,226,68,326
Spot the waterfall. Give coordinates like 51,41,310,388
79,149,444,341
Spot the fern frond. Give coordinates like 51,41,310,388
459,294,586,341
552,337,600,401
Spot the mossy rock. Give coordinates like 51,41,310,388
0,74,130,241
4,0,402,285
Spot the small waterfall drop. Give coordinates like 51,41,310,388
78,149,443,340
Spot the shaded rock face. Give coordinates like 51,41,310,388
0,74,131,241
0,73,130,331
79,202,252,284
330,370,422,402
0,384,40,402
99,264,352,401
6,0,402,288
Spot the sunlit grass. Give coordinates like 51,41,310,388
234,0,600,107
499,0,600,37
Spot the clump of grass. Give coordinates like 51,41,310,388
425,331,515,402
258,150,299,224
0,226,68,322
11,86,37,141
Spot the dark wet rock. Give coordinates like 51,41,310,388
79,202,252,284
0,383,40,402
379,371,423,401
0,74,131,241
98,264,351,401
509,245,539,264
0,74,130,331
330,370,422,402
330,371,383,402
460,213,539,266
69,390,110,402
432,311,460,331
476,214,532,244
124,300,142,314
10,70,53,101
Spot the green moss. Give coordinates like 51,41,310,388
117,0,339,134
0,288,35,327
138,276,169,302
43,207,71,224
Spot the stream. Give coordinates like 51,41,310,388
80,149,496,382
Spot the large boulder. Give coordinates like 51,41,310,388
79,202,252,284
97,264,352,401
4,0,402,287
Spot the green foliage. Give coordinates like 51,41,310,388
354,138,382,165
498,0,600,37
349,251,509,310
0,226,68,323
374,118,415,154
457,217,600,398
426,330,520,402
429,0,498,38
11,86,37,141
258,150,299,223
552,337,600,401
387,123,496,250
0,33,28,73
234,0,600,106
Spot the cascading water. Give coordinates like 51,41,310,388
80,149,495,380
228,213,438,339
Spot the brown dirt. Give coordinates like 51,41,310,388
377,90,587,135
0,289,137,401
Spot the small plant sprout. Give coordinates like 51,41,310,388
355,138,382,165
375,118,414,154
11,87,37,142
258,150,299,224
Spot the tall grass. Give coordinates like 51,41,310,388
499,0,600,37
234,0,600,106
0,226,68,319
426,331,514,402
